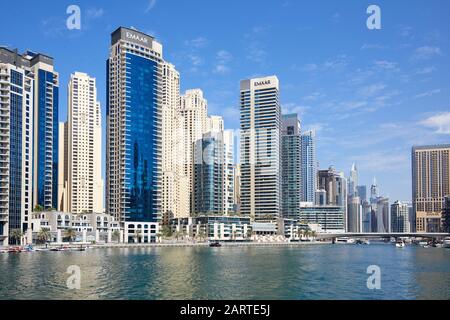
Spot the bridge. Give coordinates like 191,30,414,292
316,233,450,240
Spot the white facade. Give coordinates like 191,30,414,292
240,76,281,220
178,89,208,214
0,56,34,246
62,72,104,214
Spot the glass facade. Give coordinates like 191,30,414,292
123,53,159,222
9,70,23,230
36,69,58,209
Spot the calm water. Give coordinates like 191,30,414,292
1,244,449,300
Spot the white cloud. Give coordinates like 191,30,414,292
420,112,450,134
414,89,441,99
185,37,208,48
213,50,233,75
145,0,157,13
86,8,104,18
282,103,310,116
412,46,442,60
374,60,399,70
358,83,386,98
361,44,387,50
415,66,436,75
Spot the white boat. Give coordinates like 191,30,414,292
396,240,405,248
336,237,355,244
443,238,450,249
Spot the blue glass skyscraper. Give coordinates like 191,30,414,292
107,27,164,223
24,52,59,210
300,130,317,203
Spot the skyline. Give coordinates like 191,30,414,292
1,0,450,201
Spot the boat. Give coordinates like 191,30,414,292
336,237,355,244
50,246,70,252
443,238,450,249
8,246,23,253
209,241,222,247
395,240,405,248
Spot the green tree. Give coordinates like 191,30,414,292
33,204,44,212
160,225,173,238
10,229,23,245
65,228,76,243
37,229,51,244
112,230,121,243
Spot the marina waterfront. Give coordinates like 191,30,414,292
1,244,449,300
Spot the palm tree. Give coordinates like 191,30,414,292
37,229,51,244
10,229,23,245
65,228,76,244
197,229,207,242
33,204,44,212
134,230,142,243
112,230,121,244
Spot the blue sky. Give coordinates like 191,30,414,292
1,0,449,202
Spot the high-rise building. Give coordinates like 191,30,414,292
347,196,362,233
0,48,35,245
233,164,241,213
59,72,103,214
300,130,317,203
391,201,411,233
240,76,281,221
348,163,358,197
179,89,208,214
412,145,450,232
376,197,390,233
160,62,186,223
356,185,367,203
370,178,379,204
193,128,234,215
442,196,450,234
361,200,372,232
281,113,301,218
22,51,60,211
318,166,347,208
107,27,167,224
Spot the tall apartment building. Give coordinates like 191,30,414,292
160,62,188,223
412,145,450,232
179,89,208,214
0,48,35,245
347,196,362,232
58,72,103,214
106,27,167,224
233,164,241,213
348,163,358,197
300,130,317,203
240,76,281,221
22,51,60,211
391,201,411,233
281,113,301,218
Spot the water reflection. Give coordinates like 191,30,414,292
0,245,449,300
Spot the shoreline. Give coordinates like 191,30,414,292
1,241,333,251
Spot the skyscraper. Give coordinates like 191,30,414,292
240,76,281,221
370,178,379,204
0,48,35,245
376,197,390,233
318,166,347,208
193,128,234,215
356,185,367,203
348,163,358,197
24,51,60,211
391,201,411,233
412,145,450,232
347,196,362,233
107,27,167,224
281,113,301,218
443,196,450,234
300,130,317,203
59,72,103,214
179,89,208,214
